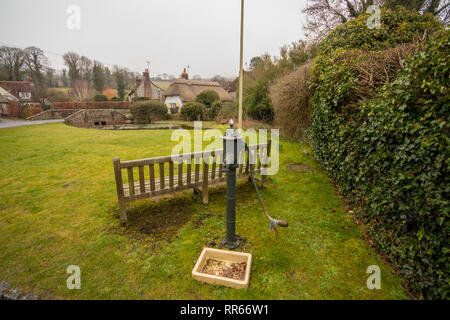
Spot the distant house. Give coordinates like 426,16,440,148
224,78,238,101
162,69,233,113
0,86,20,117
224,71,254,101
0,81,34,104
128,69,164,101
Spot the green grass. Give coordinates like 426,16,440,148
0,123,408,299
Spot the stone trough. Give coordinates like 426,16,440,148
192,248,252,289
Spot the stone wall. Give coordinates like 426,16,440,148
65,109,129,128
26,109,78,120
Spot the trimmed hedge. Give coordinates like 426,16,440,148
130,101,168,124
181,102,206,121
310,8,448,299
52,101,130,109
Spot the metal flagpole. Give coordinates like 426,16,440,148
238,0,244,130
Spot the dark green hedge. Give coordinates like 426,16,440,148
130,101,168,124
181,102,206,121
310,8,448,299
319,7,441,55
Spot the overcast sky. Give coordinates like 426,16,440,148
0,0,308,78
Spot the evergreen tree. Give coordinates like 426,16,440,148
92,63,105,92
114,69,126,100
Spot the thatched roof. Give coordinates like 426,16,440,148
163,79,233,102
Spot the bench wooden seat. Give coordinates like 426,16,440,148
113,141,270,224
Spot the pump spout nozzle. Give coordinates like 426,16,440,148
276,220,289,228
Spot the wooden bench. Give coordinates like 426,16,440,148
113,140,271,224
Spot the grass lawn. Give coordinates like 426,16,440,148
0,123,408,299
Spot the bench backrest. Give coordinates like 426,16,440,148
113,141,271,204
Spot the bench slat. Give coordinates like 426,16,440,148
187,162,191,185
127,167,135,195
139,166,146,194
159,163,165,190
149,164,155,191
178,162,183,187
169,161,174,188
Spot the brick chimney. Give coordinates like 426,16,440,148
143,68,150,82
143,69,152,99
181,68,189,80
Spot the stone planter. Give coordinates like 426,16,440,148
192,248,252,289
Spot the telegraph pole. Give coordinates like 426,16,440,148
238,0,244,130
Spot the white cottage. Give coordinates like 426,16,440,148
162,69,233,113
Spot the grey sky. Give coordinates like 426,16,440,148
0,0,308,78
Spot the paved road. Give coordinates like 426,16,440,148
0,118,64,129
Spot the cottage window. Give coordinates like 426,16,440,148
18,92,31,99
101,121,106,126
94,122,100,126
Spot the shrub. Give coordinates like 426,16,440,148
206,100,222,120
93,94,108,101
310,7,448,299
269,61,313,139
181,102,206,121
110,96,121,101
244,80,274,123
195,90,220,106
216,102,237,122
148,102,169,121
130,101,168,124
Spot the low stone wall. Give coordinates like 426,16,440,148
65,109,129,128
26,109,77,120
0,281,38,300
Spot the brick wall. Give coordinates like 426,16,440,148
52,101,130,110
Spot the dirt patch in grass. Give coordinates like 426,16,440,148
286,163,314,173
128,198,194,241
108,196,195,244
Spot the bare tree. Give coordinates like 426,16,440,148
71,79,91,101
210,75,228,86
63,51,81,85
303,0,377,39
79,56,92,82
0,46,26,80
24,47,48,82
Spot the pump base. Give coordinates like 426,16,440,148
219,235,245,250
